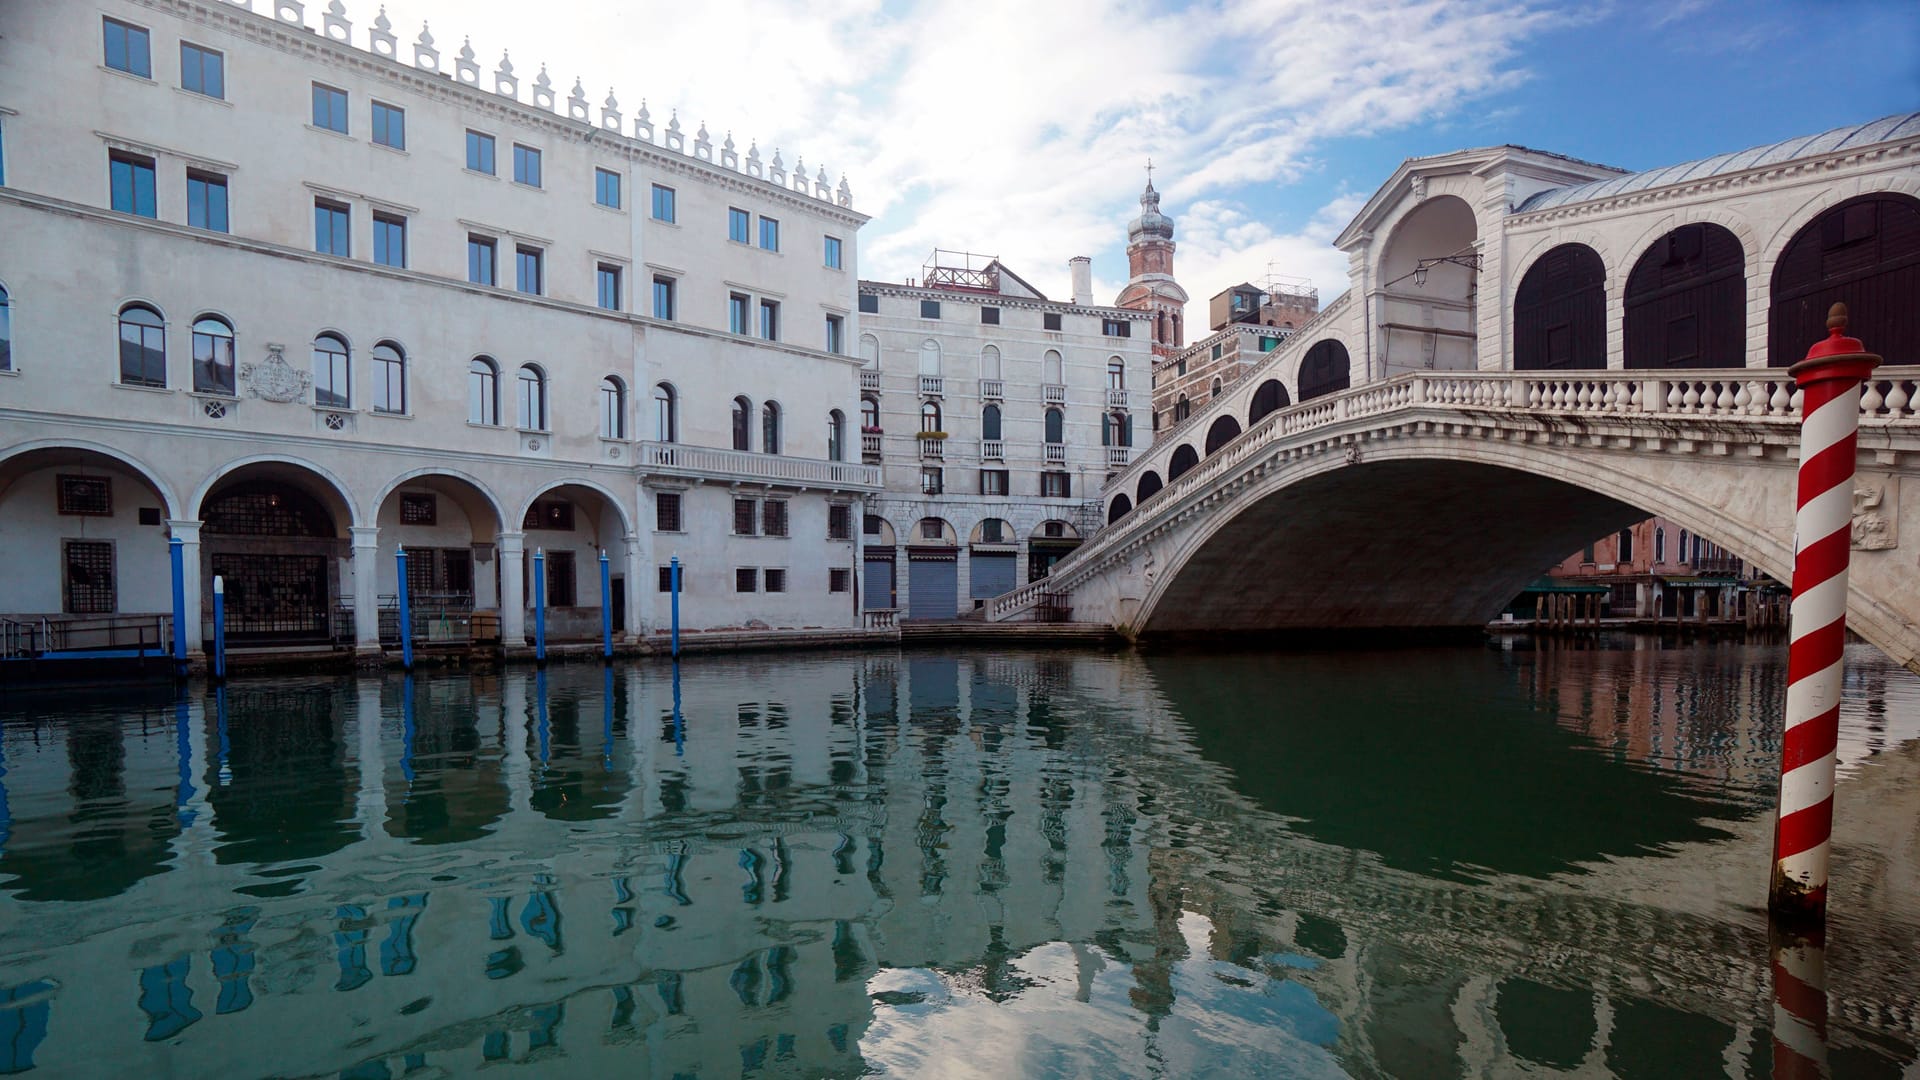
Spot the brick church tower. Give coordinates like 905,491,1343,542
1114,174,1190,362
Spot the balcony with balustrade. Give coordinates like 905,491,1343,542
1042,384,1067,404
1107,388,1130,408
980,379,1004,400
1106,447,1131,468
862,432,883,462
919,433,947,460
1044,443,1066,464
981,439,1005,461
638,442,882,491
860,370,882,393
921,376,945,397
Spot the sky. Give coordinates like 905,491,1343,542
366,0,1915,327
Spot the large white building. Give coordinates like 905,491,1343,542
0,0,886,656
856,251,1153,618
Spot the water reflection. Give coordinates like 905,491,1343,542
0,642,1914,1077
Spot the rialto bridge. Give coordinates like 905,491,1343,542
990,115,1920,670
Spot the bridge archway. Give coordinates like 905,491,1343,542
1513,243,1605,370
1167,444,1199,481
1249,379,1290,424
1107,495,1132,524
1298,340,1352,401
1378,193,1479,373
1625,223,1745,369
1768,192,1920,367
1204,416,1242,455
1136,470,1163,504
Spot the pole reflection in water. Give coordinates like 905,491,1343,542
0,642,1914,1077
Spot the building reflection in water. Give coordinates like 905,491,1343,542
0,644,1914,1076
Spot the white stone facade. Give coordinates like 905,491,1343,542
854,262,1153,617
0,0,882,651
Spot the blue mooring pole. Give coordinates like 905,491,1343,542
669,554,681,659
211,575,227,683
599,549,613,661
168,536,187,680
395,545,414,671
533,547,548,664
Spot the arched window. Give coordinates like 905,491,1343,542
654,383,678,442
1157,311,1168,345
1679,530,1690,565
1102,412,1133,448
762,400,781,454
860,396,880,431
1107,495,1132,524
1108,358,1125,389
1210,377,1223,398
1654,526,1666,564
469,357,499,425
921,400,942,433
372,341,405,414
859,333,881,368
313,332,350,408
516,364,546,430
600,375,627,439
1174,394,1190,422
828,409,846,461
1167,444,1198,481
1044,407,1064,444
118,302,166,388
980,404,1001,442
980,344,1002,380
1769,194,1920,367
1249,379,1290,423
1043,349,1063,385
918,339,941,376
1514,243,1606,370
732,396,752,451
1136,470,1163,503
1298,339,1351,401
1625,224,1745,369
191,315,235,395
0,283,11,372
1204,415,1241,455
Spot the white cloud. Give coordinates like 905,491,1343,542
358,0,1559,326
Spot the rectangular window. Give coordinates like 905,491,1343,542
1044,312,1063,331
657,565,681,593
515,245,543,295
858,293,879,314
523,501,575,530
733,497,758,536
468,234,496,285
735,568,758,593
1259,336,1280,352
759,300,779,341
762,500,789,538
312,83,348,133
920,299,941,319
545,550,577,607
728,207,750,243
180,42,224,98
828,504,852,540
513,144,542,187
652,276,676,320
920,467,944,496
1102,319,1130,337
597,263,622,311
824,235,843,269
466,130,496,174
314,199,350,256
109,151,157,218
656,492,682,532
980,469,1009,496
728,293,751,335
825,314,844,354
981,306,1000,325
830,568,851,593
595,168,623,209
373,346,404,414
58,475,113,515
64,540,116,615
371,101,405,150
1211,342,1223,360
921,519,945,541
758,217,780,251
373,212,407,268
650,183,675,222
400,493,437,525
186,170,228,232
1041,472,1071,498
764,569,786,594
103,18,151,78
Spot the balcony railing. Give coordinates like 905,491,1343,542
1106,388,1130,407
981,439,1005,460
980,379,1004,400
920,375,945,396
1044,443,1066,464
861,432,883,458
1106,447,1131,467
919,434,946,460
639,442,882,490
1042,384,1067,404
860,370,882,392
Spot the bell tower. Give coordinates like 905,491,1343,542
1114,165,1190,362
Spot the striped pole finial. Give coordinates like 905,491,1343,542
1770,303,1881,925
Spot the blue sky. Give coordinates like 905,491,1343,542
392,0,1915,323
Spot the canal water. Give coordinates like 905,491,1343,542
1,640,1917,1078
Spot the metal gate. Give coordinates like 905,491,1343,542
210,553,330,641
906,555,957,621
969,552,1016,600
864,556,896,611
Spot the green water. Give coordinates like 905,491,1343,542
1,639,1917,1077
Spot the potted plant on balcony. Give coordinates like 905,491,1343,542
916,430,949,439
861,425,883,434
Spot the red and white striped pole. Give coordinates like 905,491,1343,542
1769,928,1829,1079
1770,302,1881,925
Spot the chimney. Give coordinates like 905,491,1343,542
1069,256,1093,306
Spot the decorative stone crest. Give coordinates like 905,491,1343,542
242,344,311,403
1852,475,1898,550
